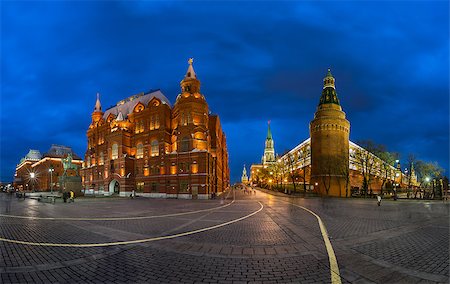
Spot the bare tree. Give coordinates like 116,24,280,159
297,148,310,194
352,140,380,197
284,152,299,194
335,155,350,197
375,150,398,196
414,160,444,199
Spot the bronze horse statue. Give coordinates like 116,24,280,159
62,153,78,175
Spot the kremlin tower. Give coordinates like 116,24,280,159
310,69,350,196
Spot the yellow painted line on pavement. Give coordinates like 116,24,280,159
0,202,263,248
0,200,235,221
286,202,342,284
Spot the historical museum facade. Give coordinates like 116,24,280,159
250,69,419,197
80,59,229,199
13,145,83,191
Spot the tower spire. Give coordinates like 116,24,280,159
262,120,275,165
241,164,249,184
267,120,273,140
180,58,201,94
91,92,104,124
319,68,340,106
94,92,102,112
185,58,197,79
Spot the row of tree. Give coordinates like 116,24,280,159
251,140,446,199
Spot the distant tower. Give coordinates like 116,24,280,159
410,162,418,184
262,121,276,166
173,58,209,152
241,165,249,184
310,69,350,196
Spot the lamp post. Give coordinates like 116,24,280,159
30,172,35,191
393,172,400,200
49,165,54,194
424,177,430,199
404,167,409,198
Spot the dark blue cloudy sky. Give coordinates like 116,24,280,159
1,1,448,183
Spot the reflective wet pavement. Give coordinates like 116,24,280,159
0,189,448,283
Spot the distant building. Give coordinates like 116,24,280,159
13,145,82,191
80,59,229,199
241,165,249,184
262,121,276,165
250,69,419,196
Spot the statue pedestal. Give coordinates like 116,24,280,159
59,175,82,197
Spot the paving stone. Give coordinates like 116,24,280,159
0,191,448,283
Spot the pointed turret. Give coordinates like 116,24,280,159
262,121,276,165
94,93,102,112
319,68,340,106
241,165,249,184
91,92,104,124
185,58,197,79
180,58,201,94
267,120,273,140
116,111,124,122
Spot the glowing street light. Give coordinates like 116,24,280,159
49,165,55,194
30,172,36,191
393,172,400,200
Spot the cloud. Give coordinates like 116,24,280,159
1,1,448,182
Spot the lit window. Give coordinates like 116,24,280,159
99,152,104,165
136,182,144,192
180,137,190,152
155,115,160,129
151,140,159,156
136,143,144,159
112,143,118,160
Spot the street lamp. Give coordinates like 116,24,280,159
49,165,54,194
30,172,36,191
393,172,400,200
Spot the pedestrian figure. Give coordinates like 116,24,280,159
63,192,67,203
377,194,382,206
69,190,74,202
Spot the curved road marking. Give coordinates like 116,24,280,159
0,202,263,248
286,201,342,284
0,200,235,221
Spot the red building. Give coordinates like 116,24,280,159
13,145,82,192
81,59,229,198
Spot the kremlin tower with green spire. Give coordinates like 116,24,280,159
310,68,350,196
262,121,276,165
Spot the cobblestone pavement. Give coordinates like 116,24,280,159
0,190,448,283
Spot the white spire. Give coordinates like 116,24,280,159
116,111,124,121
94,93,102,112
185,58,196,79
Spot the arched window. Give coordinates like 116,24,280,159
151,140,159,156
136,143,143,159
151,166,160,175
154,115,160,129
99,151,104,165
112,143,118,160
180,137,190,152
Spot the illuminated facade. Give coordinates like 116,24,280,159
250,69,419,196
262,122,276,165
81,59,229,199
241,165,249,184
13,145,82,191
